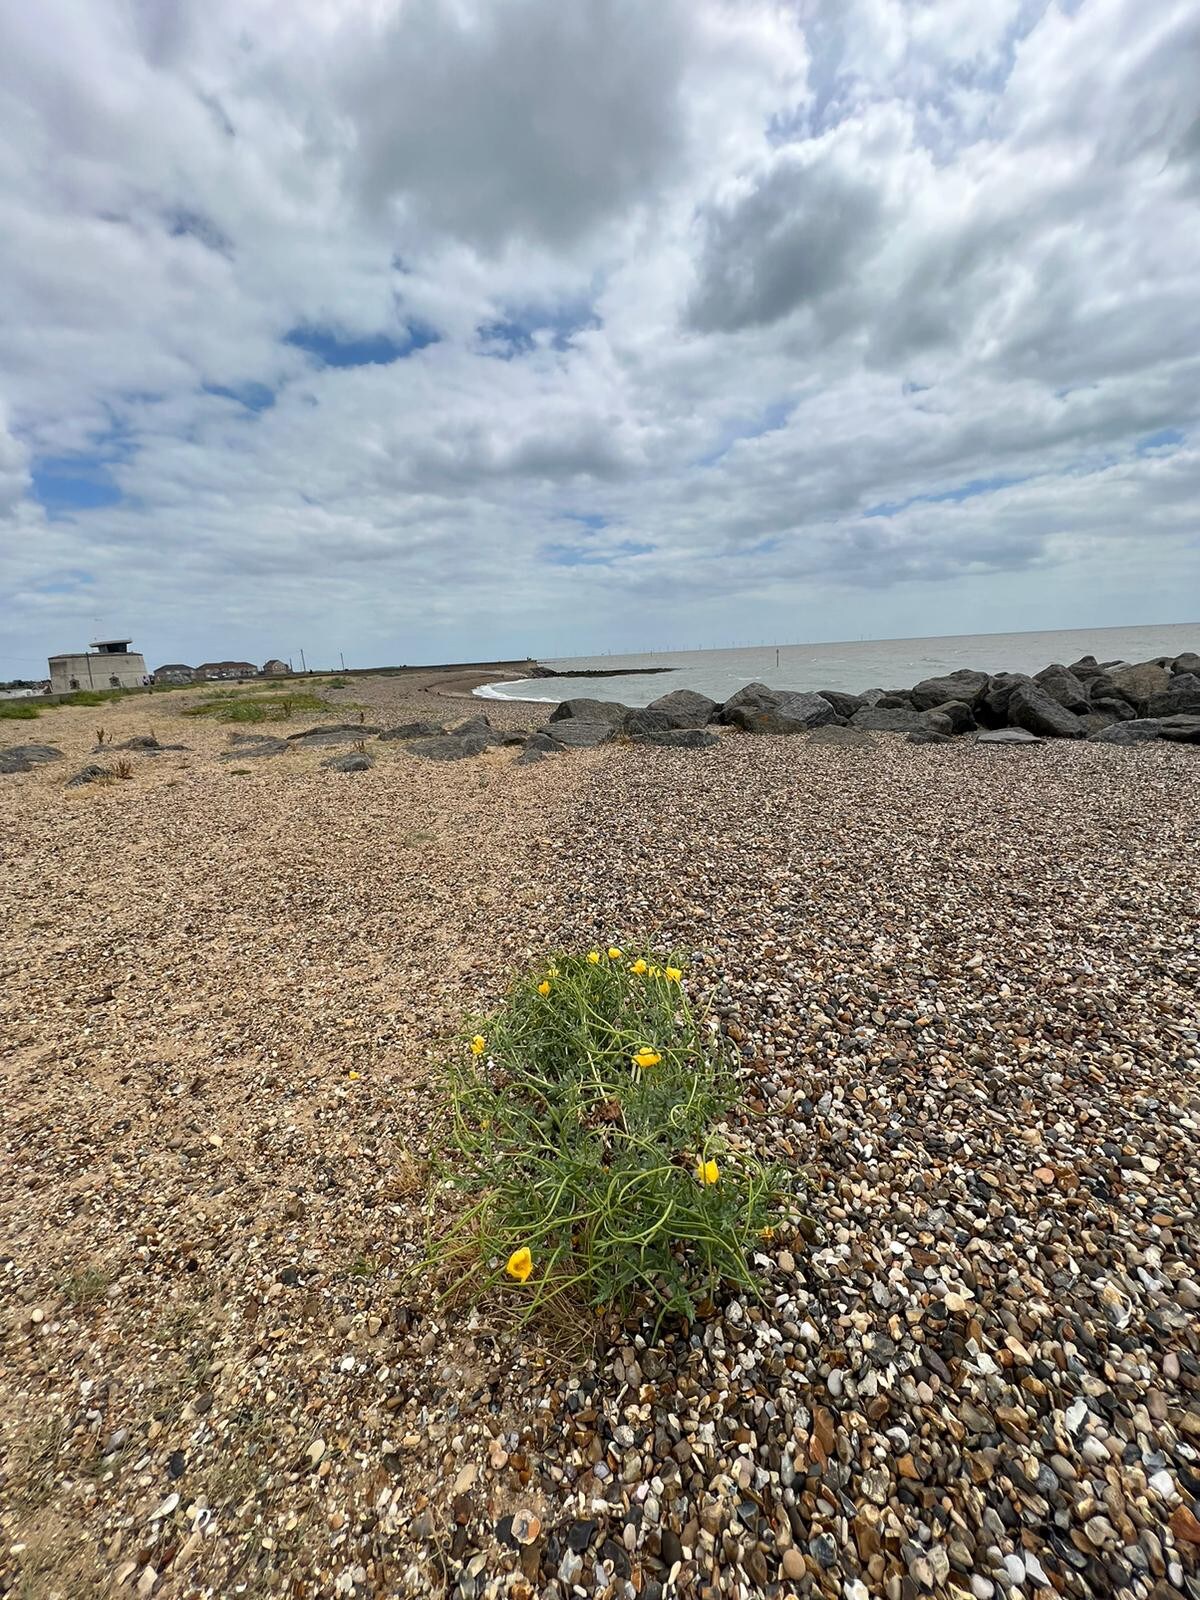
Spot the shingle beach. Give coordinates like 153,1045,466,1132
2,678,1198,1600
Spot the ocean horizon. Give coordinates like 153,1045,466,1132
475,622,1199,708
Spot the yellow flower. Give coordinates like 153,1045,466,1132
587,950,601,964
547,965,559,978
505,1247,533,1283
665,966,683,982
607,947,622,960
696,1157,720,1186
347,1070,361,1082
631,1047,661,1069
470,1034,486,1056
537,980,551,997
759,1225,775,1241
630,958,648,975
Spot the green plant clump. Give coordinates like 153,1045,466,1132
435,950,778,1323
181,692,332,723
0,702,40,719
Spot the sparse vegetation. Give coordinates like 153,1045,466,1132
432,949,779,1325
182,691,334,723
0,701,40,719
111,757,134,780
60,1265,111,1306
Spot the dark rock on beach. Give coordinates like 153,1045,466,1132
811,688,864,719
976,727,1043,743
378,721,445,741
1034,663,1091,711
321,752,374,771
646,688,720,727
545,719,618,748
1006,680,1085,738
1108,660,1171,711
909,668,990,710
907,728,953,744
1147,672,1200,717
0,744,64,773
1158,713,1200,742
287,723,382,747
547,698,629,727
220,737,289,759
724,692,840,734
66,764,111,787
1088,719,1166,745
622,708,673,738
851,705,930,734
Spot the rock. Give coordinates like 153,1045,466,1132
925,698,977,733
907,728,953,744
0,744,63,773
378,721,445,741
66,764,111,787
546,719,618,748
631,728,720,749
808,724,875,748
622,708,673,738
1169,1505,1200,1545
851,706,930,734
1109,660,1171,711
717,682,789,720
405,734,494,761
1147,673,1200,717
1087,719,1163,745
1158,714,1200,743
647,688,720,727
910,669,990,710
726,692,839,734
978,673,1032,726
547,698,628,726
321,753,373,771
287,723,382,746
1080,712,1118,734
514,747,549,766
1006,681,1084,738
448,714,503,741
1034,664,1091,712
1069,654,1106,678
1173,651,1200,675
524,732,564,754
812,689,864,718
782,1547,806,1580
113,734,161,750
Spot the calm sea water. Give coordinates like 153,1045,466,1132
476,623,1199,708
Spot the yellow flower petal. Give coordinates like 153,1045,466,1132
631,1047,662,1069
347,1071,361,1082
505,1248,533,1283
547,965,559,978
630,958,648,975
587,950,601,964
696,1157,720,1186
470,1034,486,1056
537,980,551,997
607,947,622,960
665,966,682,982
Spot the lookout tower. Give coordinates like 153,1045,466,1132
48,638,149,694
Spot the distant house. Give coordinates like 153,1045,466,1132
261,659,291,677
196,660,257,681
155,663,195,685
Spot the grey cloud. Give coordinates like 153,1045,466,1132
687,152,885,332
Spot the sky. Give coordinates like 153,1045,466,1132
1,0,1198,676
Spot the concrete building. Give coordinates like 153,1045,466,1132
154,663,195,684
49,639,148,695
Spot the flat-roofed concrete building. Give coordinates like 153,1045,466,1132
49,638,148,694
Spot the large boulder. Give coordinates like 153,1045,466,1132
322,752,374,771
1089,694,1136,721
378,721,445,741
646,688,720,728
1147,673,1200,718
924,699,977,734
67,764,111,787
448,714,503,742
1034,664,1090,712
1087,720,1163,745
547,698,628,727
524,731,564,755
851,706,930,734
726,693,839,735
1108,661,1171,712
288,722,382,747
978,673,1032,727
812,689,864,719
1172,651,1200,676
717,682,789,721
1068,654,1106,679
631,727,720,749
623,708,673,738
1006,682,1085,738
545,719,617,748
1159,714,1200,743
909,669,990,711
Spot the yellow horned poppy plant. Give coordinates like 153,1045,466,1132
470,1034,486,1056
587,950,601,964
607,947,622,960
505,1248,533,1283
630,958,648,975
665,966,683,982
537,979,551,996
696,1157,720,1186
632,1047,661,1069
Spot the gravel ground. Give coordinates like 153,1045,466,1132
2,690,1199,1600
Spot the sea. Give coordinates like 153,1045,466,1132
475,623,1199,708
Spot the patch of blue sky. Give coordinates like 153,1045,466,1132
697,399,792,467
544,539,653,567
166,208,233,256
1136,427,1185,455
477,299,599,358
561,512,608,531
865,473,1029,519
284,323,439,368
31,455,123,517
204,381,277,413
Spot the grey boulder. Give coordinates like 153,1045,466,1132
378,721,445,741
851,706,930,734
623,708,673,738
978,673,1032,726
1147,673,1200,718
1108,661,1171,711
1159,714,1200,743
547,698,628,726
1034,664,1090,712
726,692,839,734
67,764,111,787
1087,719,1163,745
909,669,990,711
545,719,617,748
1172,651,1200,676
647,688,720,728
924,699,977,734
811,689,864,719
976,728,1043,744
322,752,374,771
1006,682,1085,738
288,723,381,747
1,744,64,773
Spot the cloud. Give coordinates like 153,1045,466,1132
0,0,1197,677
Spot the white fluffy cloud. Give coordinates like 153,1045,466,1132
0,0,1196,674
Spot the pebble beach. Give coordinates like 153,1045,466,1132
2,677,1198,1600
